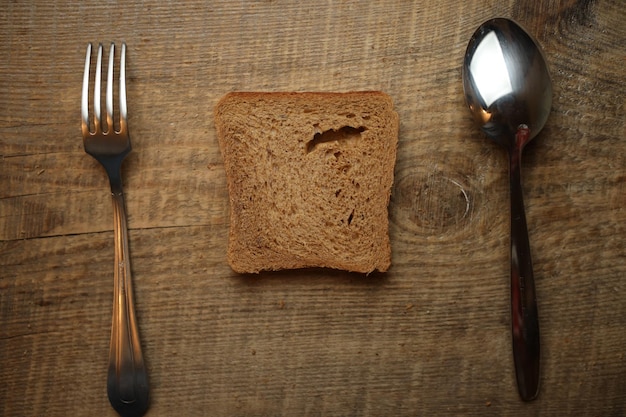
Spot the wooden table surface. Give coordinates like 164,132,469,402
1,1,624,416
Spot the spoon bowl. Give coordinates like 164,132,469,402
463,18,552,149
462,18,552,401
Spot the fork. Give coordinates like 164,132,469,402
81,43,149,417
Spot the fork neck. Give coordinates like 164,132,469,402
106,165,124,196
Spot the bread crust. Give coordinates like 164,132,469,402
214,91,398,274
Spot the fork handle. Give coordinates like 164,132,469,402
107,179,149,417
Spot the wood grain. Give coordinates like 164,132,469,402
1,0,624,416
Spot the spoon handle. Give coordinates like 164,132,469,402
508,138,540,401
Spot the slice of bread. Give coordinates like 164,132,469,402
214,92,398,274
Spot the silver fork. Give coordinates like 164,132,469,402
81,43,149,417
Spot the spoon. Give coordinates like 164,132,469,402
462,18,552,401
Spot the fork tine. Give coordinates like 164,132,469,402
93,43,103,133
106,43,115,133
119,43,127,133
81,43,92,135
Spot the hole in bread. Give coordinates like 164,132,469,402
306,126,366,153
347,209,355,225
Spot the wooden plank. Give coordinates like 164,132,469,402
1,0,624,416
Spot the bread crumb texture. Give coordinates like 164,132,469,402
214,92,399,274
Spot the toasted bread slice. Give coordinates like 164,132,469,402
215,92,398,273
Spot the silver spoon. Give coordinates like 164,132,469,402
462,18,552,401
